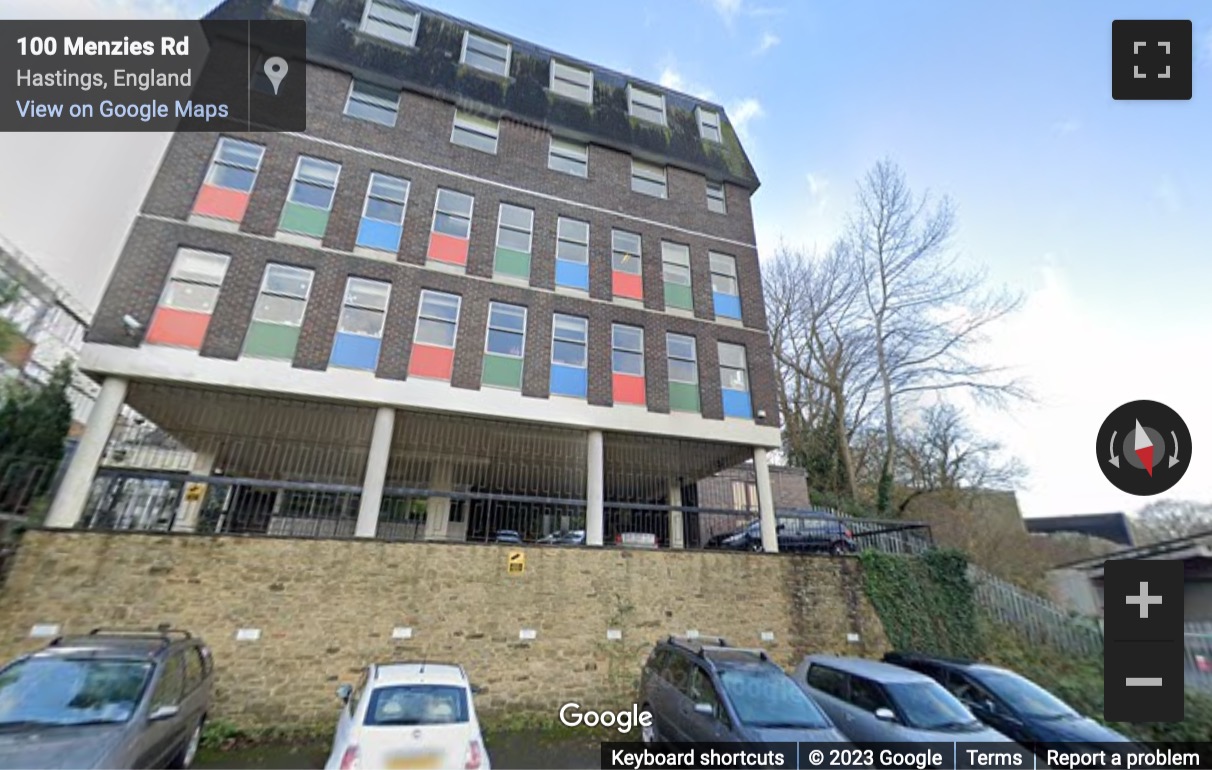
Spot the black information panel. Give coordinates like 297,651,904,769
0,20,306,132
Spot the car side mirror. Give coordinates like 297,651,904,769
694,702,714,716
336,684,352,702
874,707,896,722
148,705,179,721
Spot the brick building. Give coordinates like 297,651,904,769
47,0,785,550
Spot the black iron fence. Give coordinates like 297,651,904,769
0,453,60,520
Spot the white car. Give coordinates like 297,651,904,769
324,662,490,770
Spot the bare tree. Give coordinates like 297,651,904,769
1132,500,1212,544
845,159,1029,513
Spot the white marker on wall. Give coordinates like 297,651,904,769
519,629,537,640
392,627,413,640
235,628,261,642
847,633,860,643
686,629,700,639
760,631,775,642
29,624,60,638
607,629,623,641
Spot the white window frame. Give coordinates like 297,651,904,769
450,110,500,154
631,159,667,198
360,172,410,226
484,302,527,360
251,264,314,327
343,79,401,127
273,0,315,15
413,290,462,350
556,217,589,266
161,249,230,313
696,106,722,142
203,137,265,192
627,84,666,126
286,156,341,211
611,324,645,377
495,203,534,254
548,137,588,177
460,31,512,77
709,252,739,296
706,180,727,214
359,0,420,47
338,277,391,339
549,60,593,103
430,188,475,240
666,333,698,384
611,229,642,276
551,314,588,369
661,242,692,287
718,342,750,392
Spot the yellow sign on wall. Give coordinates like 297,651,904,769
507,551,525,574
184,483,205,502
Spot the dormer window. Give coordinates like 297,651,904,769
461,32,511,77
697,107,722,142
628,85,666,126
550,60,593,103
359,0,420,47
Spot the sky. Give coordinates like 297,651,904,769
0,0,1209,521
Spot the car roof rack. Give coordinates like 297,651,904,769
666,635,730,656
49,625,190,648
704,646,771,662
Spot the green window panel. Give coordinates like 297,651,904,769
664,283,694,310
279,202,330,238
482,353,523,389
243,321,301,361
668,381,700,412
494,247,531,280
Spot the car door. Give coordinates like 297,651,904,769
680,666,731,743
179,646,208,734
330,668,368,762
803,665,855,736
845,675,900,742
638,649,672,735
657,654,696,742
135,652,186,769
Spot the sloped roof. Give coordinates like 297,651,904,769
1024,512,1135,547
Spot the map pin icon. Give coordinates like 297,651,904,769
264,56,288,95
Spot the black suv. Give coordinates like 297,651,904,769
0,627,214,769
708,513,857,555
636,636,849,745
882,652,1135,751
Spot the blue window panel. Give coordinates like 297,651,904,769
722,389,752,419
550,364,587,398
713,292,742,319
555,260,589,290
356,219,404,253
330,332,381,371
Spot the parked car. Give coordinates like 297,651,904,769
637,636,850,745
614,532,659,549
795,655,1014,744
883,652,1136,750
493,530,523,544
708,513,857,555
325,661,489,770
536,530,585,545
0,627,213,769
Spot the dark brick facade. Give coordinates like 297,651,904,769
89,57,779,433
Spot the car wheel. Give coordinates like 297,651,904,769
640,706,659,745
169,718,203,769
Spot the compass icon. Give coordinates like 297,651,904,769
1097,400,1191,495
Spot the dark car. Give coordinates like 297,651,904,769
536,530,586,545
493,530,523,544
708,513,857,555
883,652,1136,751
0,627,213,769
637,636,849,745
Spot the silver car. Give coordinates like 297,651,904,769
795,655,1014,744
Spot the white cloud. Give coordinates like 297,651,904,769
752,32,781,55
709,0,743,24
658,63,715,101
1052,118,1081,136
0,0,215,18
726,97,764,142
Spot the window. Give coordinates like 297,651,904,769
666,333,699,413
243,263,314,361
365,685,470,726
451,110,499,154
427,188,474,267
628,84,666,125
631,159,667,198
494,203,534,280
611,324,645,406
461,32,510,77
883,681,977,731
706,181,726,214
550,60,593,103
719,668,831,730
664,655,695,694
192,137,265,222
554,217,589,291
611,230,643,301
482,302,526,389
548,137,588,177
183,648,205,695
409,290,461,381
805,665,848,700
661,242,693,311
344,80,400,126
146,248,230,350
357,173,410,253
149,654,185,711
273,0,314,14
360,0,420,47
279,156,341,239
687,667,726,724
550,314,588,398
330,277,390,371
849,677,894,713
697,107,722,142
709,252,741,320
718,342,752,419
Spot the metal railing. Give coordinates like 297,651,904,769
968,564,1104,656
0,453,59,520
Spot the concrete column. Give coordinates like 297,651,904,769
355,406,395,538
424,460,453,541
668,480,685,550
171,450,216,533
753,447,779,553
586,430,604,547
45,376,128,529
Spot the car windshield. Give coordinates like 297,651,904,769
885,681,980,731
0,657,153,726
364,685,469,726
718,668,831,729
976,671,1077,720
